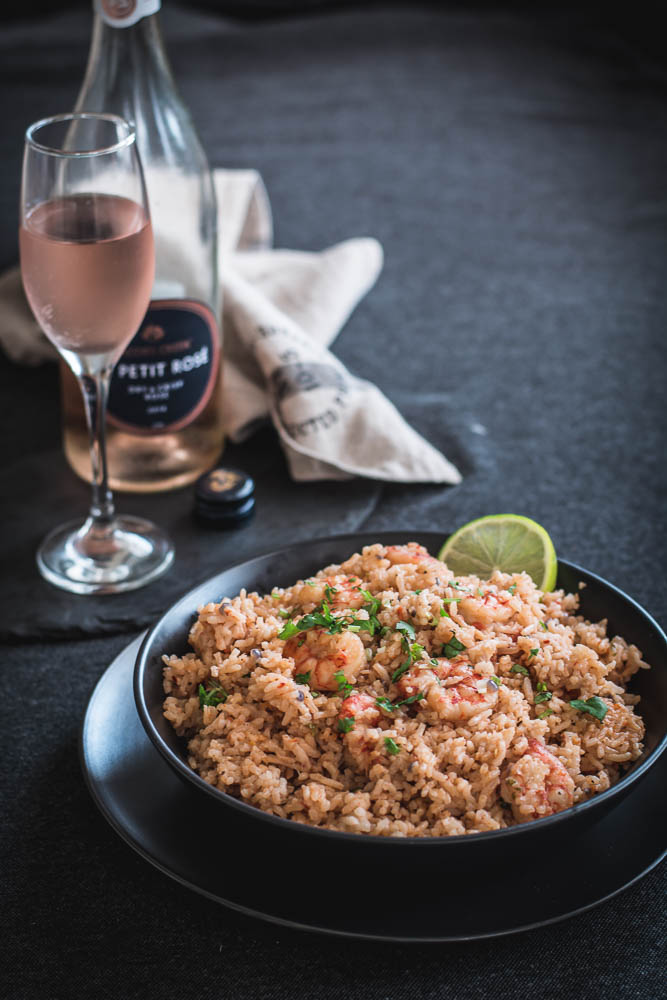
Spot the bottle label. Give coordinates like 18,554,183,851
107,299,220,435
95,0,161,29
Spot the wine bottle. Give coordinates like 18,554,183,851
65,0,223,492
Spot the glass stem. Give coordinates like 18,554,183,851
79,370,116,530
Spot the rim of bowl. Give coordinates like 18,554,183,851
134,531,667,846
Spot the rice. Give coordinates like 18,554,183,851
162,542,649,837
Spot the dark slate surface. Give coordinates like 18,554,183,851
0,5,665,997
0,392,482,638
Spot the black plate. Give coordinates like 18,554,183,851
134,531,667,855
82,635,666,941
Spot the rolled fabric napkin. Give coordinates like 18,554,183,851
0,169,461,483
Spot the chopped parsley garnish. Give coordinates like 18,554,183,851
403,692,425,706
362,604,382,625
334,671,354,697
391,634,427,683
414,589,422,595
569,696,608,722
508,584,517,595
539,621,549,631
430,606,452,626
353,589,383,636
395,621,416,641
337,716,355,733
510,663,529,676
534,682,552,704
528,648,539,658
353,618,374,635
277,608,292,619
198,683,227,707
324,583,338,601
384,737,401,756
491,675,502,687
376,692,425,712
392,652,418,683
537,708,555,719
442,635,466,659
278,597,366,640
294,672,311,685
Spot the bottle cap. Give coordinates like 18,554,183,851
194,467,255,528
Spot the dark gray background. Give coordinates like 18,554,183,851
1,4,665,997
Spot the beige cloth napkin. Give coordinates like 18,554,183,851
0,169,461,484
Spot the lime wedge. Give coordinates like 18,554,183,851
438,514,558,591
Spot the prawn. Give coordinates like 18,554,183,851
339,691,381,726
338,693,381,772
292,574,367,611
284,628,366,692
385,543,437,566
501,738,575,823
397,656,499,722
458,585,514,628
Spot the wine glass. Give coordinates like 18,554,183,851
20,112,174,594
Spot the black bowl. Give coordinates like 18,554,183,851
134,531,667,857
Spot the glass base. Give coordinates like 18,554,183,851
37,515,174,595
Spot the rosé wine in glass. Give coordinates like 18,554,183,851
20,112,173,594
20,193,154,366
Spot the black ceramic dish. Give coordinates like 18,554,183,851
82,636,667,941
134,531,667,858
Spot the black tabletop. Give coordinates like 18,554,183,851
1,5,665,998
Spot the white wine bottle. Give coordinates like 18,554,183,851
65,0,224,492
